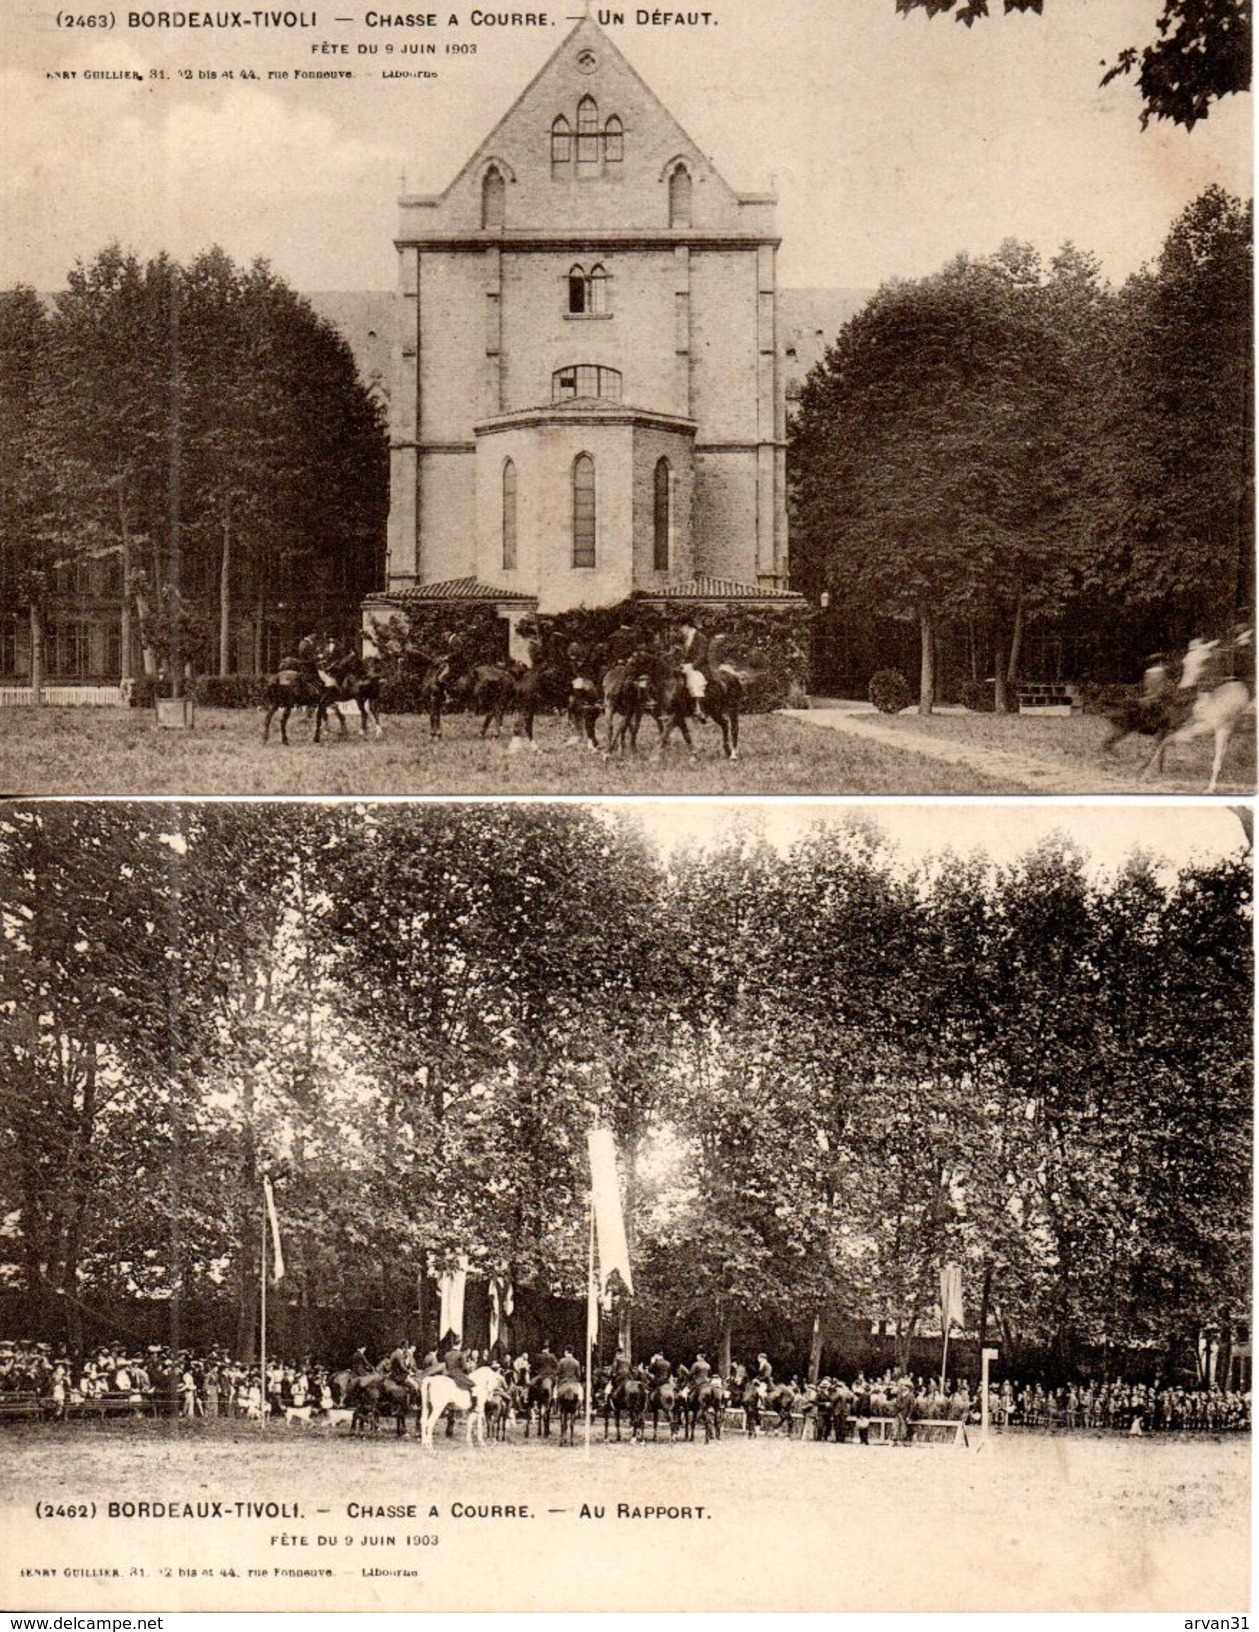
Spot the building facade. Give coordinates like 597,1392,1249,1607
367,14,800,649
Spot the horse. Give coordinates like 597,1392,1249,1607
603,1372,647,1443
649,1378,677,1441
322,651,383,738
262,665,344,746
742,1379,764,1438
694,1376,725,1443
418,1365,501,1449
555,1376,583,1446
525,1373,555,1438
1102,631,1253,791
341,1370,413,1438
482,1382,513,1441
654,650,743,762
600,650,664,757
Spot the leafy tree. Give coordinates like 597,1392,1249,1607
1087,187,1253,641
895,0,1252,129
0,289,52,698
790,248,1089,711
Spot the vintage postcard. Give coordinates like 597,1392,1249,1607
0,0,1252,796
0,796,1251,1613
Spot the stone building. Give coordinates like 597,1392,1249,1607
365,13,804,652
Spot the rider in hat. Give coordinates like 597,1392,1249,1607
677,611,711,723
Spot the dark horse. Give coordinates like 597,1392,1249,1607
322,651,383,738
556,1376,582,1446
649,1378,678,1441
600,649,664,757
525,1373,555,1438
262,666,344,746
341,1370,414,1438
603,1372,647,1443
656,657,743,762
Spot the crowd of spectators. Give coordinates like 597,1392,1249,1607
0,1338,1249,1434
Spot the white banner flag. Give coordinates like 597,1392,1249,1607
262,1176,285,1283
939,1263,963,1332
438,1260,468,1346
587,1126,633,1298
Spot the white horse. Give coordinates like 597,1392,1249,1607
419,1366,503,1449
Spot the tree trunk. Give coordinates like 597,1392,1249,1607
993,635,1010,714
918,607,935,716
977,1259,993,1347
119,506,133,682
219,498,232,677
1006,596,1025,689
254,581,266,674
807,1310,825,1385
29,601,45,705
134,584,158,678
718,1316,732,1380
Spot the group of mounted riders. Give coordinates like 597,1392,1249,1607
263,612,743,760
333,1341,801,1447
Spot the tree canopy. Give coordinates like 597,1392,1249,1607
789,189,1253,703
895,0,1252,129
0,246,387,686
0,803,1248,1381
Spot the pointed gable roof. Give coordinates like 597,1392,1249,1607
401,16,773,239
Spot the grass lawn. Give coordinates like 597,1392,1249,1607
1,1419,1247,1612
0,705,1013,797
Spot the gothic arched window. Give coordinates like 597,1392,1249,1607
576,95,600,165
572,453,596,568
668,164,692,228
481,165,505,229
551,115,572,166
502,459,517,571
653,457,671,571
604,115,623,163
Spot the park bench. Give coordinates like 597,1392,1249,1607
1016,681,1082,716
719,1406,969,1444
0,1392,48,1423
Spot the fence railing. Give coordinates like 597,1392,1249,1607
0,685,127,708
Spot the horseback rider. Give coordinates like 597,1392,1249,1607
610,1348,632,1386
443,1344,474,1394
648,1350,672,1389
677,611,712,723
690,1352,712,1385
535,1343,559,1382
350,1346,374,1377
384,1342,413,1384
556,1346,582,1385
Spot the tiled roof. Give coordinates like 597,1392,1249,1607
373,578,537,604
637,577,806,602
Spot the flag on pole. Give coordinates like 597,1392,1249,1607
438,1260,468,1347
262,1175,285,1282
939,1263,963,1332
587,1127,633,1300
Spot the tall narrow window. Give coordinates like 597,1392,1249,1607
653,457,671,571
668,164,692,228
502,459,517,571
568,264,588,314
576,95,600,164
589,263,608,315
482,165,505,229
604,115,623,163
551,115,572,166
572,453,596,568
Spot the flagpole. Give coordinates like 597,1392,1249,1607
940,1318,950,1390
259,1181,268,1433
584,1191,595,1458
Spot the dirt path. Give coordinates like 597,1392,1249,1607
782,707,1214,795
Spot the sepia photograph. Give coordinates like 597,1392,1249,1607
0,0,1253,795
0,797,1251,1613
